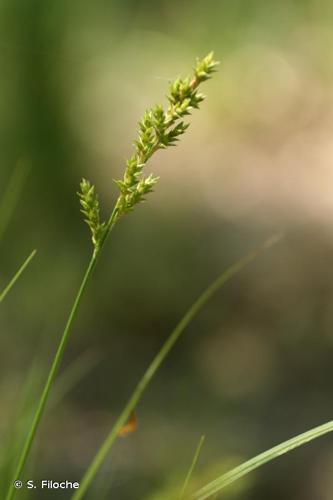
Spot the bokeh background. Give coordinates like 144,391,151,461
1,0,333,498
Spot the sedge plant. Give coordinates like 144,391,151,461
6,52,219,500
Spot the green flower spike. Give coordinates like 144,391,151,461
78,52,219,251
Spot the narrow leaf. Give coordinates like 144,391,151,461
70,233,282,500
180,435,205,499
0,250,37,304
194,420,333,500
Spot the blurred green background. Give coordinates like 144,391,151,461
1,0,333,498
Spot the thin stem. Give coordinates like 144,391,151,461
71,234,282,500
5,251,97,500
193,420,333,500
0,250,36,304
6,206,122,500
180,435,205,499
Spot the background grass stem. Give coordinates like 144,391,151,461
0,250,36,304
71,234,282,500
180,435,205,499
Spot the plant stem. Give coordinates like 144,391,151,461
193,420,333,500
5,205,122,500
0,250,36,304
5,251,97,500
71,234,282,500
180,435,205,499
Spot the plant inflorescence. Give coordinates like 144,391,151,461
78,52,218,251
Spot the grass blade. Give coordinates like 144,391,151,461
180,435,205,499
194,420,333,499
71,233,282,500
0,250,36,304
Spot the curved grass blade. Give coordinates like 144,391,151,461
194,420,333,499
71,233,282,500
0,250,36,304
180,435,205,499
